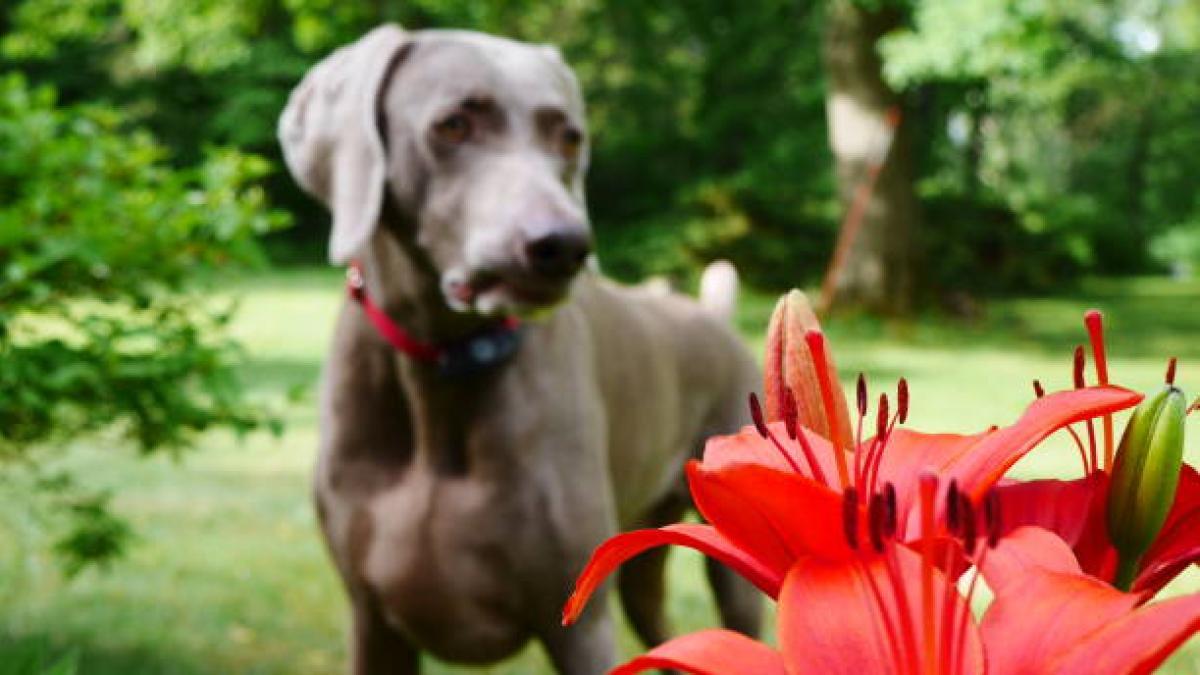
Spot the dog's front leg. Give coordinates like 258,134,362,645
350,594,419,675
538,597,617,675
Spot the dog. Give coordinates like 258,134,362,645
278,25,762,674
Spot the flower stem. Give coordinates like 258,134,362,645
1114,553,1141,592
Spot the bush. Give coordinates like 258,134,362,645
0,73,287,571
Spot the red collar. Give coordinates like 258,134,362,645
346,264,521,376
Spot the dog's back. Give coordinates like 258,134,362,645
569,267,757,527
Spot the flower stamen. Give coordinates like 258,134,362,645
855,374,868,489
843,487,860,550
868,492,887,554
959,494,977,557
1085,310,1115,469
984,489,1002,549
918,471,938,675
862,394,892,494
749,392,807,477
883,483,898,539
1033,379,1091,473
1074,346,1100,472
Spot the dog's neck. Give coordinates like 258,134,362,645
354,218,508,475
356,219,492,346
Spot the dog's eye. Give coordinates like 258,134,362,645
561,128,583,160
435,113,472,145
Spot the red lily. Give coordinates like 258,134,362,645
609,526,1200,675
581,459,1200,675
995,310,1200,595
562,294,1140,617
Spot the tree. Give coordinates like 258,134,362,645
821,0,920,314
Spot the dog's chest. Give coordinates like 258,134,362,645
345,468,552,654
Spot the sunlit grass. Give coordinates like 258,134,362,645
2,268,1198,673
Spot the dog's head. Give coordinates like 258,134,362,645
279,26,592,316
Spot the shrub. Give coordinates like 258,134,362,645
0,73,287,571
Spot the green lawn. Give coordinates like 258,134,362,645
3,268,1199,673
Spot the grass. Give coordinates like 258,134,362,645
2,267,1199,673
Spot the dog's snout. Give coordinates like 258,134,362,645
525,230,591,279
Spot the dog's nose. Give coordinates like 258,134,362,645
525,231,592,279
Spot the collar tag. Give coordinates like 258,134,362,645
437,323,523,378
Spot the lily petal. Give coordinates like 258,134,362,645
946,385,1142,499
778,547,984,675
982,526,1200,675
561,523,782,625
992,476,1098,546
992,466,1200,595
980,527,1145,675
702,421,842,482
993,473,1117,581
688,462,853,570
611,629,787,675
1137,463,1200,595
869,428,992,535
1046,591,1200,675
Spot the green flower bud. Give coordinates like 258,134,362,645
1107,385,1188,590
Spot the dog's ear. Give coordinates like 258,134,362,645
278,25,408,265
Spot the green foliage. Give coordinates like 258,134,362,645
0,640,78,675
2,0,840,288
885,0,1200,285
0,73,287,570
4,0,1199,292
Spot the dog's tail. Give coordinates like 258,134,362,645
699,259,739,323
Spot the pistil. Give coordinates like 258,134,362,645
806,329,852,487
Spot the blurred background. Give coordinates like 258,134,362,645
1,1,1198,673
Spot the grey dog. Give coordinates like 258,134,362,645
278,24,762,675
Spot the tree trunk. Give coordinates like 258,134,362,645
822,1,920,314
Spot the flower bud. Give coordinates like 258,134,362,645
762,290,852,449
1107,385,1188,590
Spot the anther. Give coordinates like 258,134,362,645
959,494,977,554
782,388,799,440
984,489,1003,549
882,483,898,538
945,480,961,535
1032,379,1045,398
1166,357,1178,386
842,488,859,550
857,374,868,418
897,378,909,424
1073,346,1086,389
749,393,768,438
751,390,810,479
868,492,886,553
876,393,890,439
